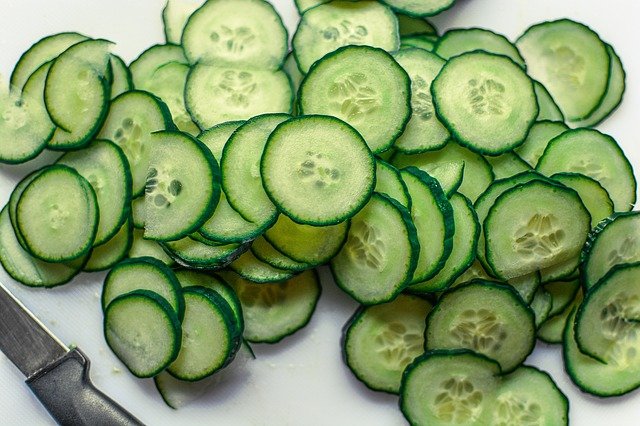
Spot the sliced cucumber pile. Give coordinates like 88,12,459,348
1,0,639,422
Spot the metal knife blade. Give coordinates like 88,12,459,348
0,281,67,377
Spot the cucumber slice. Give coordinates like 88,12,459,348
84,219,133,272
410,193,479,293
162,0,204,45
163,237,247,270
221,269,321,343
109,55,132,100
228,250,295,283
435,28,526,68
581,212,640,290
10,32,88,90
185,64,292,129
130,44,187,89
57,139,132,245
533,80,565,122
104,289,182,378
261,115,375,225
401,167,454,283
144,131,220,241
536,128,636,212
343,294,433,394
374,160,411,209
516,19,610,121
381,0,455,17
8,168,47,250
330,193,419,305
221,114,289,225
551,172,614,227
432,51,538,155
575,263,640,366
485,179,591,280
514,120,568,168
425,281,536,372
97,90,174,197
16,165,98,262
167,287,241,381
0,207,84,288
299,45,410,154
391,142,493,202
182,0,287,69
1,62,55,164
129,228,175,266
392,48,449,153
400,350,501,426
292,0,400,74
484,152,531,180
102,257,184,319
264,214,348,265
250,237,311,273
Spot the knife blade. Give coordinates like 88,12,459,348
0,281,144,426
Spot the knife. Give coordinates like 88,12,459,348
0,281,144,426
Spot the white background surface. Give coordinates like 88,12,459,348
1,0,639,425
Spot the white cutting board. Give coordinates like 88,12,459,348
1,0,639,424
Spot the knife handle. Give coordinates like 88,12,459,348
26,348,144,426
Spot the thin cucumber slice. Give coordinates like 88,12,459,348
130,44,187,89
228,250,295,283
484,152,531,180
250,237,311,273
485,179,590,280
198,122,266,243
537,128,636,212
221,114,289,225
397,13,438,36
163,237,247,270
426,281,536,372
109,55,132,100
84,219,133,272
97,90,174,197
432,51,538,155
401,167,454,283
545,279,580,318
144,131,220,241
298,45,410,154
141,61,199,135
293,1,400,74
0,62,54,164
221,269,321,343
392,48,450,153
400,350,501,426
8,168,46,249
575,263,640,365
330,193,419,305
374,160,411,210
551,172,614,227
490,366,568,426
57,139,132,245
381,0,455,17
174,270,243,330
129,228,175,266
516,19,610,121
410,193,479,293
102,256,184,319
537,289,582,344
564,308,640,397
261,115,375,225
514,120,568,168
162,0,204,45
16,165,98,262
435,28,526,68
168,287,241,381
104,289,182,378
530,286,553,327
10,32,88,90
581,211,640,291
264,214,348,265
343,294,433,394
533,80,564,122
182,0,287,69
400,34,437,52
570,44,625,128
44,39,111,143
391,142,493,202
0,207,83,288
185,64,292,129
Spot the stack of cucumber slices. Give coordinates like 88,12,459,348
0,0,638,423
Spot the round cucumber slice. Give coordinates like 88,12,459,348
435,27,526,68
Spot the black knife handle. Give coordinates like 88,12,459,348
26,348,144,426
